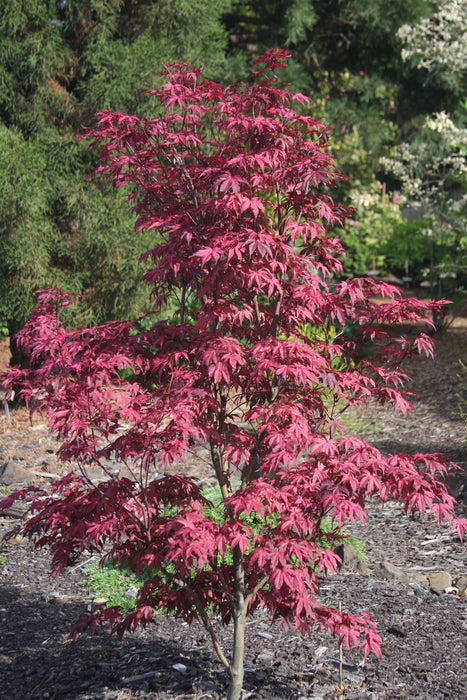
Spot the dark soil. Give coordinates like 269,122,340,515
1,314,467,700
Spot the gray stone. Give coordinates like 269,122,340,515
123,585,139,599
428,571,452,591
334,543,368,575
407,572,429,586
314,645,328,659
0,460,31,486
257,632,273,640
454,575,467,595
50,594,74,605
172,663,187,673
0,501,26,518
373,560,411,585
372,561,449,588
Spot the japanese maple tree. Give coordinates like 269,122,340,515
1,50,465,700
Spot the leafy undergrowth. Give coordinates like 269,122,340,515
84,485,367,613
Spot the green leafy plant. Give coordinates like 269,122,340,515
85,559,146,613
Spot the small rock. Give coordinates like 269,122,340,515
257,632,273,640
314,646,328,659
172,663,187,673
444,586,458,595
0,501,27,518
373,561,411,585
408,573,429,586
0,461,31,486
123,585,139,599
334,543,368,575
454,575,467,595
428,571,452,591
50,594,74,605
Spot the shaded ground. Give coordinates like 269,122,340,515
0,312,466,700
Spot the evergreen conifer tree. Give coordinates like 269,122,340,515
0,0,231,362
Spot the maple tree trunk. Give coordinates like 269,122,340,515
227,548,247,700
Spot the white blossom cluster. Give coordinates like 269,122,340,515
380,113,466,216
425,111,467,150
352,191,376,209
397,0,467,79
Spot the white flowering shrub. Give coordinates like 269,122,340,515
397,0,467,90
426,111,467,151
379,1,467,324
380,115,467,210
380,111,466,315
